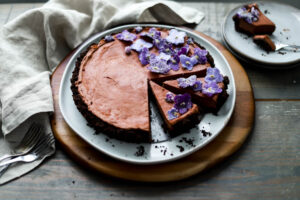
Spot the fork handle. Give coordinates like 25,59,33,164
0,156,24,167
0,154,14,163
0,165,10,177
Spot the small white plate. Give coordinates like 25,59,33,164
59,24,236,165
222,2,300,67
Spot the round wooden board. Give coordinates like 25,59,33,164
50,30,255,182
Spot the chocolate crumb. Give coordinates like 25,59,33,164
72,180,75,184
170,153,174,156
105,138,109,142
163,149,167,155
155,145,158,148
176,145,185,152
135,146,145,157
201,130,212,137
261,53,266,57
278,51,286,55
112,144,115,147
264,9,270,14
286,37,289,40
182,137,195,147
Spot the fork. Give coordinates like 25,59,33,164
0,123,42,176
274,41,300,51
0,134,55,167
0,123,42,162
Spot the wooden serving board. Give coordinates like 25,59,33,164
50,30,255,182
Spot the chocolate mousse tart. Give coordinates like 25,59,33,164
71,26,226,143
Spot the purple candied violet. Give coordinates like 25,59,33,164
167,55,180,71
104,35,114,42
193,80,202,92
176,44,189,56
159,41,174,55
140,27,161,39
205,67,224,83
153,37,163,49
177,75,197,88
193,48,208,64
235,6,259,24
167,107,180,120
138,47,153,65
251,6,259,18
166,29,186,45
116,30,137,42
157,52,171,61
179,55,198,70
174,93,193,114
165,92,175,103
135,26,143,33
130,39,153,52
187,37,194,45
202,81,222,97
147,55,171,74
125,46,131,55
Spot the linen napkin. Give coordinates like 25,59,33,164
0,0,204,185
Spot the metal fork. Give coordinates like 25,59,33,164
0,123,42,176
0,123,42,162
0,134,55,167
274,41,300,51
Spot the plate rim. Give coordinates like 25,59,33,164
58,24,236,165
222,1,300,66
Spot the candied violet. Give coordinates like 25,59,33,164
147,55,171,74
193,80,202,91
166,29,186,45
235,6,260,24
130,39,153,52
157,52,171,61
187,37,194,45
104,35,114,42
176,44,189,56
174,93,193,114
167,107,180,120
205,67,224,83
116,30,137,42
202,81,222,97
139,47,153,65
177,75,197,88
135,26,143,33
165,92,175,103
159,41,174,55
167,55,180,71
179,55,198,70
141,27,161,39
125,46,131,54
194,48,207,64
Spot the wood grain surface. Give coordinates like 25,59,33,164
49,30,254,182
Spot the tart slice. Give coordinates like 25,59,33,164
253,34,276,52
233,3,276,35
149,81,200,133
162,69,229,112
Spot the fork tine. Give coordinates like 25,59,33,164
23,125,42,148
22,124,40,146
31,135,54,155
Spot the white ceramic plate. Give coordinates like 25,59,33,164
59,24,236,165
222,2,300,67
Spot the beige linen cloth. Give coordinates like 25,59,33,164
0,0,204,185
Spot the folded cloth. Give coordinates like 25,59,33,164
0,0,204,185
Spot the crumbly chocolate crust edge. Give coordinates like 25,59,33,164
70,44,151,143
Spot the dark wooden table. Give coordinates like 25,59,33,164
0,2,299,200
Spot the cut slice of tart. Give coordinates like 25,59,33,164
233,3,276,35
253,34,276,52
163,76,229,112
149,81,200,133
